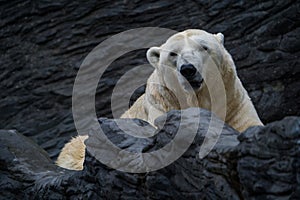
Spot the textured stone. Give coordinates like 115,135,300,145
0,108,299,199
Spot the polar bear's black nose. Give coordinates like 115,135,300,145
180,64,197,78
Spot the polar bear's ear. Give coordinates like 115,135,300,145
215,33,224,45
147,47,160,68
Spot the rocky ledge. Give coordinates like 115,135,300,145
1,108,299,199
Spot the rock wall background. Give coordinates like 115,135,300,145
1,0,299,160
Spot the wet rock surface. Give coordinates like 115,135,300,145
1,108,299,199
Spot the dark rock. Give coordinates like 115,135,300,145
236,117,300,199
0,108,299,199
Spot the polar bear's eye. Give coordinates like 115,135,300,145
202,45,209,51
169,52,177,57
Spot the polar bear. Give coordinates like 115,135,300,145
56,29,263,170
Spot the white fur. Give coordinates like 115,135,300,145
56,29,263,170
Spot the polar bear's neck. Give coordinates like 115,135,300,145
146,69,262,132
187,65,263,132
221,71,263,132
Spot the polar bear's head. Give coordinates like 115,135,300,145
147,29,233,93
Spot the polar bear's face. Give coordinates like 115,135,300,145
147,29,225,93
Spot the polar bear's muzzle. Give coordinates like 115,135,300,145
179,63,203,90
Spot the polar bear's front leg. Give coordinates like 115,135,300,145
120,94,149,122
56,135,88,170
145,101,165,126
